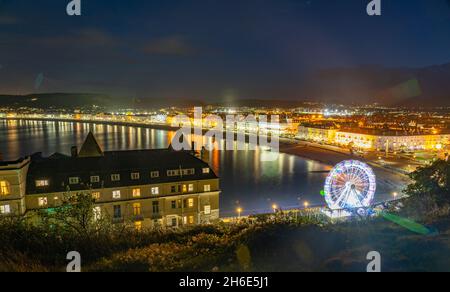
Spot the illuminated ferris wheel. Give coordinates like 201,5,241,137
324,160,376,210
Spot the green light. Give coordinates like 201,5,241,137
380,211,431,235
320,190,326,197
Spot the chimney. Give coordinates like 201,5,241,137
71,146,78,158
201,147,210,162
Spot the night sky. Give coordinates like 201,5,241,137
1,0,450,101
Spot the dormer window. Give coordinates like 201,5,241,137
151,171,160,178
111,174,121,182
90,176,100,183
131,172,140,180
202,168,210,174
69,177,79,185
36,180,49,187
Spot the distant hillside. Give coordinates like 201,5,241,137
303,63,450,107
0,93,113,109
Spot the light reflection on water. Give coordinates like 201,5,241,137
0,119,331,216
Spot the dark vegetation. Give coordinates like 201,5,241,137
1,160,450,272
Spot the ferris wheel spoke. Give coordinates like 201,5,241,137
325,160,377,211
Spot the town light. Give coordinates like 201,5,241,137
236,207,242,218
272,204,278,212
304,201,309,209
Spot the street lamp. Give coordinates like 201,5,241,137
304,201,309,209
393,192,398,199
236,207,242,219
272,204,278,213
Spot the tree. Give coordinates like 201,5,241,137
40,192,111,237
403,159,450,219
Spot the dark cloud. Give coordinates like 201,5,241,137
0,15,19,24
142,36,195,56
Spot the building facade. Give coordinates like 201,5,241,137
0,132,220,230
298,125,450,152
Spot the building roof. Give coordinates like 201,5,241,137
78,131,104,157
26,148,218,195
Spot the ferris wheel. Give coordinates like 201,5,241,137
324,160,376,210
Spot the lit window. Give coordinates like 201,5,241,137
134,221,142,232
182,185,188,193
132,188,141,198
90,176,100,183
202,168,210,174
92,192,101,200
204,185,211,192
131,173,140,180
36,180,49,187
188,184,194,192
69,177,79,185
167,170,180,177
189,216,194,224
38,197,48,207
204,205,211,215
188,198,194,208
111,174,121,182
133,203,141,216
182,169,195,175
93,207,101,221
151,187,159,195
0,181,10,196
0,205,11,214
150,171,160,178
112,190,121,199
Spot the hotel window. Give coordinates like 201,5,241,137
204,184,211,192
93,207,101,221
182,184,188,193
90,176,100,183
183,216,187,225
171,186,177,193
171,200,176,209
133,203,141,216
188,198,194,208
167,170,180,177
204,205,211,215
188,184,194,192
151,171,160,178
69,177,79,185
111,174,121,182
202,168,210,174
0,205,11,214
151,187,159,195
131,172,140,180
92,192,101,200
134,221,142,232
0,181,10,196
171,218,177,227
36,180,49,187
113,205,122,219
132,188,141,198
38,197,48,207
112,190,121,199
182,168,195,176
188,216,194,225
152,201,159,213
